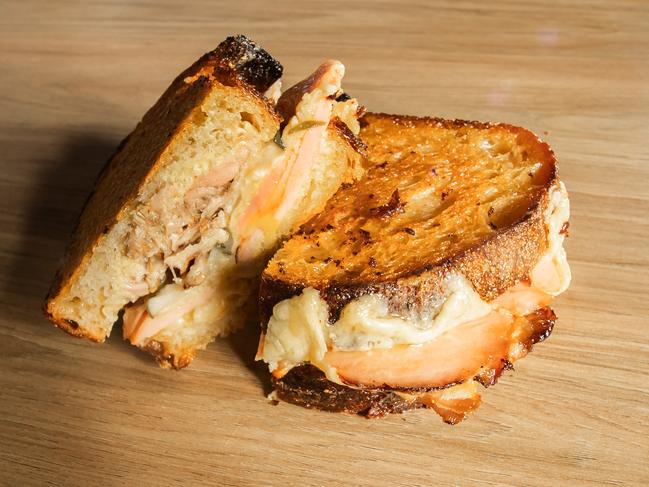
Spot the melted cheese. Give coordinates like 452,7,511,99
262,287,338,380
330,274,491,351
535,181,571,295
262,274,491,382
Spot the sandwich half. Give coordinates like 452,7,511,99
45,35,365,368
258,112,571,423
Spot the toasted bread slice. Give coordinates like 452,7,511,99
258,112,571,421
46,35,283,341
45,36,365,368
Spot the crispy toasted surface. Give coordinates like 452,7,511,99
273,307,556,421
46,36,282,340
261,112,558,324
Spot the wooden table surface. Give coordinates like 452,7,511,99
2,1,648,485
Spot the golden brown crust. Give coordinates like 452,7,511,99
260,112,559,325
328,117,368,159
143,340,196,370
45,36,283,338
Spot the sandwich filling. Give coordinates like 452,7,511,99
121,61,362,351
260,182,570,389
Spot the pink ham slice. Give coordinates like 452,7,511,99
311,250,565,389
236,61,344,262
122,287,212,346
324,311,514,389
491,283,552,316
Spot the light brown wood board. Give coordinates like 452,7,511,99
1,1,647,485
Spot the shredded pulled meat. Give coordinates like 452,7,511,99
125,168,235,292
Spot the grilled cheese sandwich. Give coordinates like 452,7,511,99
259,113,571,422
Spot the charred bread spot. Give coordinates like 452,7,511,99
274,364,485,421
144,340,194,369
212,35,283,94
358,229,372,243
522,306,556,348
47,312,105,342
560,221,570,236
66,319,79,330
369,189,405,219
328,117,367,156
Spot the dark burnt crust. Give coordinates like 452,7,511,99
259,113,559,326
473,307,555,388
369,189,405,218
273,308,557,416
273,364,426,417
259,277,307,328
210,35,283,94
328,116,368,156
45,36,283,337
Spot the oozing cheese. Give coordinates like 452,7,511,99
535,181,571,295
261,182,571,382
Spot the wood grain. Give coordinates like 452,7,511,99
1,1,648,485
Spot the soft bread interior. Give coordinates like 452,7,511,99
49,82,279,341
146,122,364,366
